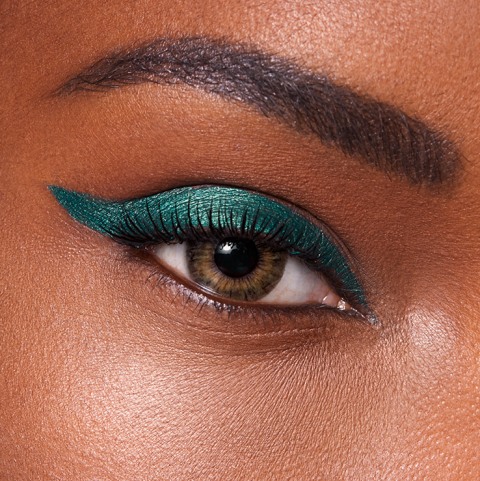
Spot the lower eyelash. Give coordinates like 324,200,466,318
128,247,368,333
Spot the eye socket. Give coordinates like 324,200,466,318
49,184,371,320
153,240,350,310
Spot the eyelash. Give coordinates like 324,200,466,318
49,184,372,322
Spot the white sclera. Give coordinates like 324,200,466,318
260,256,342,307
153,242,345,308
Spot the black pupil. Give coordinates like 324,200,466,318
214,237,259,278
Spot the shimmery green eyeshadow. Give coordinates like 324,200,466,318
49,185,369,311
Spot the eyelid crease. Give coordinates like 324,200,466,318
48,184,375,322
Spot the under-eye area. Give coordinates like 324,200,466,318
49,184,374,322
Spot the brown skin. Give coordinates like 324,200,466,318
1,1,479,480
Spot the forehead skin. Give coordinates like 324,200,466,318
1,1,479,480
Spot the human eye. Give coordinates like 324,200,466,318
49,185,373,321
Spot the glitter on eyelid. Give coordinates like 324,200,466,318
49,184,371,317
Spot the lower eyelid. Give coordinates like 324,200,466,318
152,241,343,309
130,248,363,339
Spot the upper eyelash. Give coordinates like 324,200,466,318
49,184,370,314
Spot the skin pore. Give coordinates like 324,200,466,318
1,1,479,479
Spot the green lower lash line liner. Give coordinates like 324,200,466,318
49,184,375,322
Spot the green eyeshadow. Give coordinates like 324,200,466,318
49,184,370,312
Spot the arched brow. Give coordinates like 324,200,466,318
56,36,461,187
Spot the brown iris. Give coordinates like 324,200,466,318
187,237,287,301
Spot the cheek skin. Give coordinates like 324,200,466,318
0,190,479,480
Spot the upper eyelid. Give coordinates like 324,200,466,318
48,184,373,319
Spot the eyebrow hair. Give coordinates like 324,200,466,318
58,36,460,186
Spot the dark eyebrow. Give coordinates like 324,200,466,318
58,36,460,186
